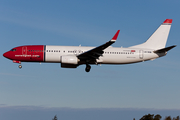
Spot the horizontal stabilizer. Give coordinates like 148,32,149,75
154,45,176,53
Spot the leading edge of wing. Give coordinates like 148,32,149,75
77,30,120,60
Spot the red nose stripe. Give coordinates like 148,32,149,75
3,45,45,62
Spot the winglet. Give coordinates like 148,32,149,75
111,30,120,42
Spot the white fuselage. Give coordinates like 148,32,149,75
45,45,162,64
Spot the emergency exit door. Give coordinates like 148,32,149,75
139,50,143,59
22,46,27,55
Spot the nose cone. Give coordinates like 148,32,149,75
3,52,8,58
3,51,11,59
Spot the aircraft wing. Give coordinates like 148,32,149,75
77,30,120,62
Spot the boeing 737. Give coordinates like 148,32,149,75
3,19,176,72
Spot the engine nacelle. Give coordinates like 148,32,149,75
61,55,79,65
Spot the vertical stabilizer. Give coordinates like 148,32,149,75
130,19,172,50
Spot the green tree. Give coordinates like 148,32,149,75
138,114,179,120
154,114,162,120
140,114,154,120
139,114,162,120
173,116,179,120
52,115,58,120
164,116,171,120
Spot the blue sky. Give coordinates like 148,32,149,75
0,0,180,120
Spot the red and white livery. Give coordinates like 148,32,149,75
3,19,176,72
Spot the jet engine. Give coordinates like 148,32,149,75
60,55,79,68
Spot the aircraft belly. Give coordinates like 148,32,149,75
143,53,159,60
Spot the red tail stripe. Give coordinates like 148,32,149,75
163,19,173,24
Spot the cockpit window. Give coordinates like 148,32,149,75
10,49,16,51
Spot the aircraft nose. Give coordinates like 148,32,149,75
3,52,8,58
3,51,11,59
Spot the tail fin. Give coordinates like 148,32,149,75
130,19,172,50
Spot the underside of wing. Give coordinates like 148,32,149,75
77,30,120,63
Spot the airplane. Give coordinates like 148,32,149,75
3,19,176,72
